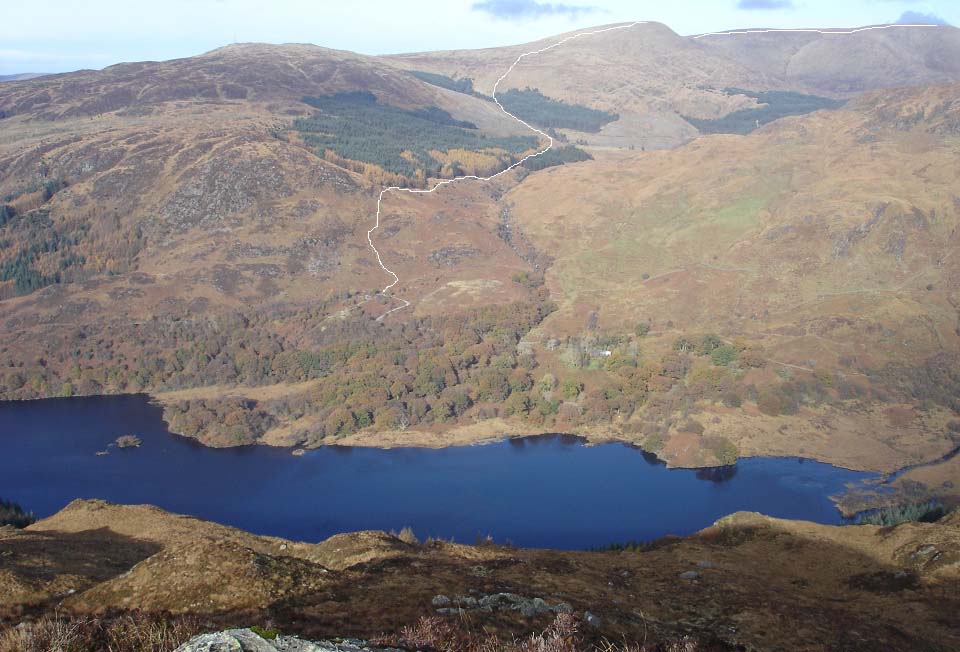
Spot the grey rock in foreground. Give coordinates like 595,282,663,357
433,592,573,617
584,611,601,628
175,628,401,652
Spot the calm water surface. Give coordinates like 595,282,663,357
0,394,876,549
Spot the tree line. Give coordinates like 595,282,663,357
497,88,619,133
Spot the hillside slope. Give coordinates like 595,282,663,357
0,43,522,129
696,24,960,94
1,500,958,650
501,81,960,473
0,27,957,501
383,22,960,148
0,41,542,311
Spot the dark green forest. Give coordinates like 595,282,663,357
407,73,618,135
497,88,619,133
409,71,484,98
293,91,537,178
0,208,87,297
0,183,142,299
0,497,36,528
0,204,15,228
521,145,592,171
684,88,845,135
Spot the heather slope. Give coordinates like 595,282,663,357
501,81,960,473
695,24,960,94
1,500,958,650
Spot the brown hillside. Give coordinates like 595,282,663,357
0,40,539,312
0,42,524,132
385,22,767,115
696,24,960,94
384,23,960,148
500,81,960,474
1,500,958,650
384,22,763,149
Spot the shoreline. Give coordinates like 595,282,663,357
1,389,953,479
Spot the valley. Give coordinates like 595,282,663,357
0,23,958,510
2,11,960,651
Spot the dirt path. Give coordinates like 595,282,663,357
366,22,648,319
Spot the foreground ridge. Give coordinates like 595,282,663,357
2,499,958,651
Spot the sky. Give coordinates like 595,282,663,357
1,0,956,75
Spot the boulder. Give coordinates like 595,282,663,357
175,629,395,652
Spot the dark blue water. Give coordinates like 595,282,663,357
0,394,876,549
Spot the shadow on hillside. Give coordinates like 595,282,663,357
0,526,161,587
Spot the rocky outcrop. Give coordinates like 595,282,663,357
175,629,399,652
433,592,573,618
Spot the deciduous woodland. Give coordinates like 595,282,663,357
2,283,957,470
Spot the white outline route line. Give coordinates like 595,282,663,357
692,23,943,38
367,21,648,320
366,20,946,320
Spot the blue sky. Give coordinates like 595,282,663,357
1,0,955,75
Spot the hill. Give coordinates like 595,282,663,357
0,41,541,308
0,26,957,507
499,81,960,476
385,22,755,149
0,74,45,84
1,499,958,650
695,24,960,94
0,43,514,125
383,22,960,147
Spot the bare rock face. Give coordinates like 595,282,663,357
175,628,397,652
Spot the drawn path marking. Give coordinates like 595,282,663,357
367,21,945,320
692,23,942,38
366,21,648,319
